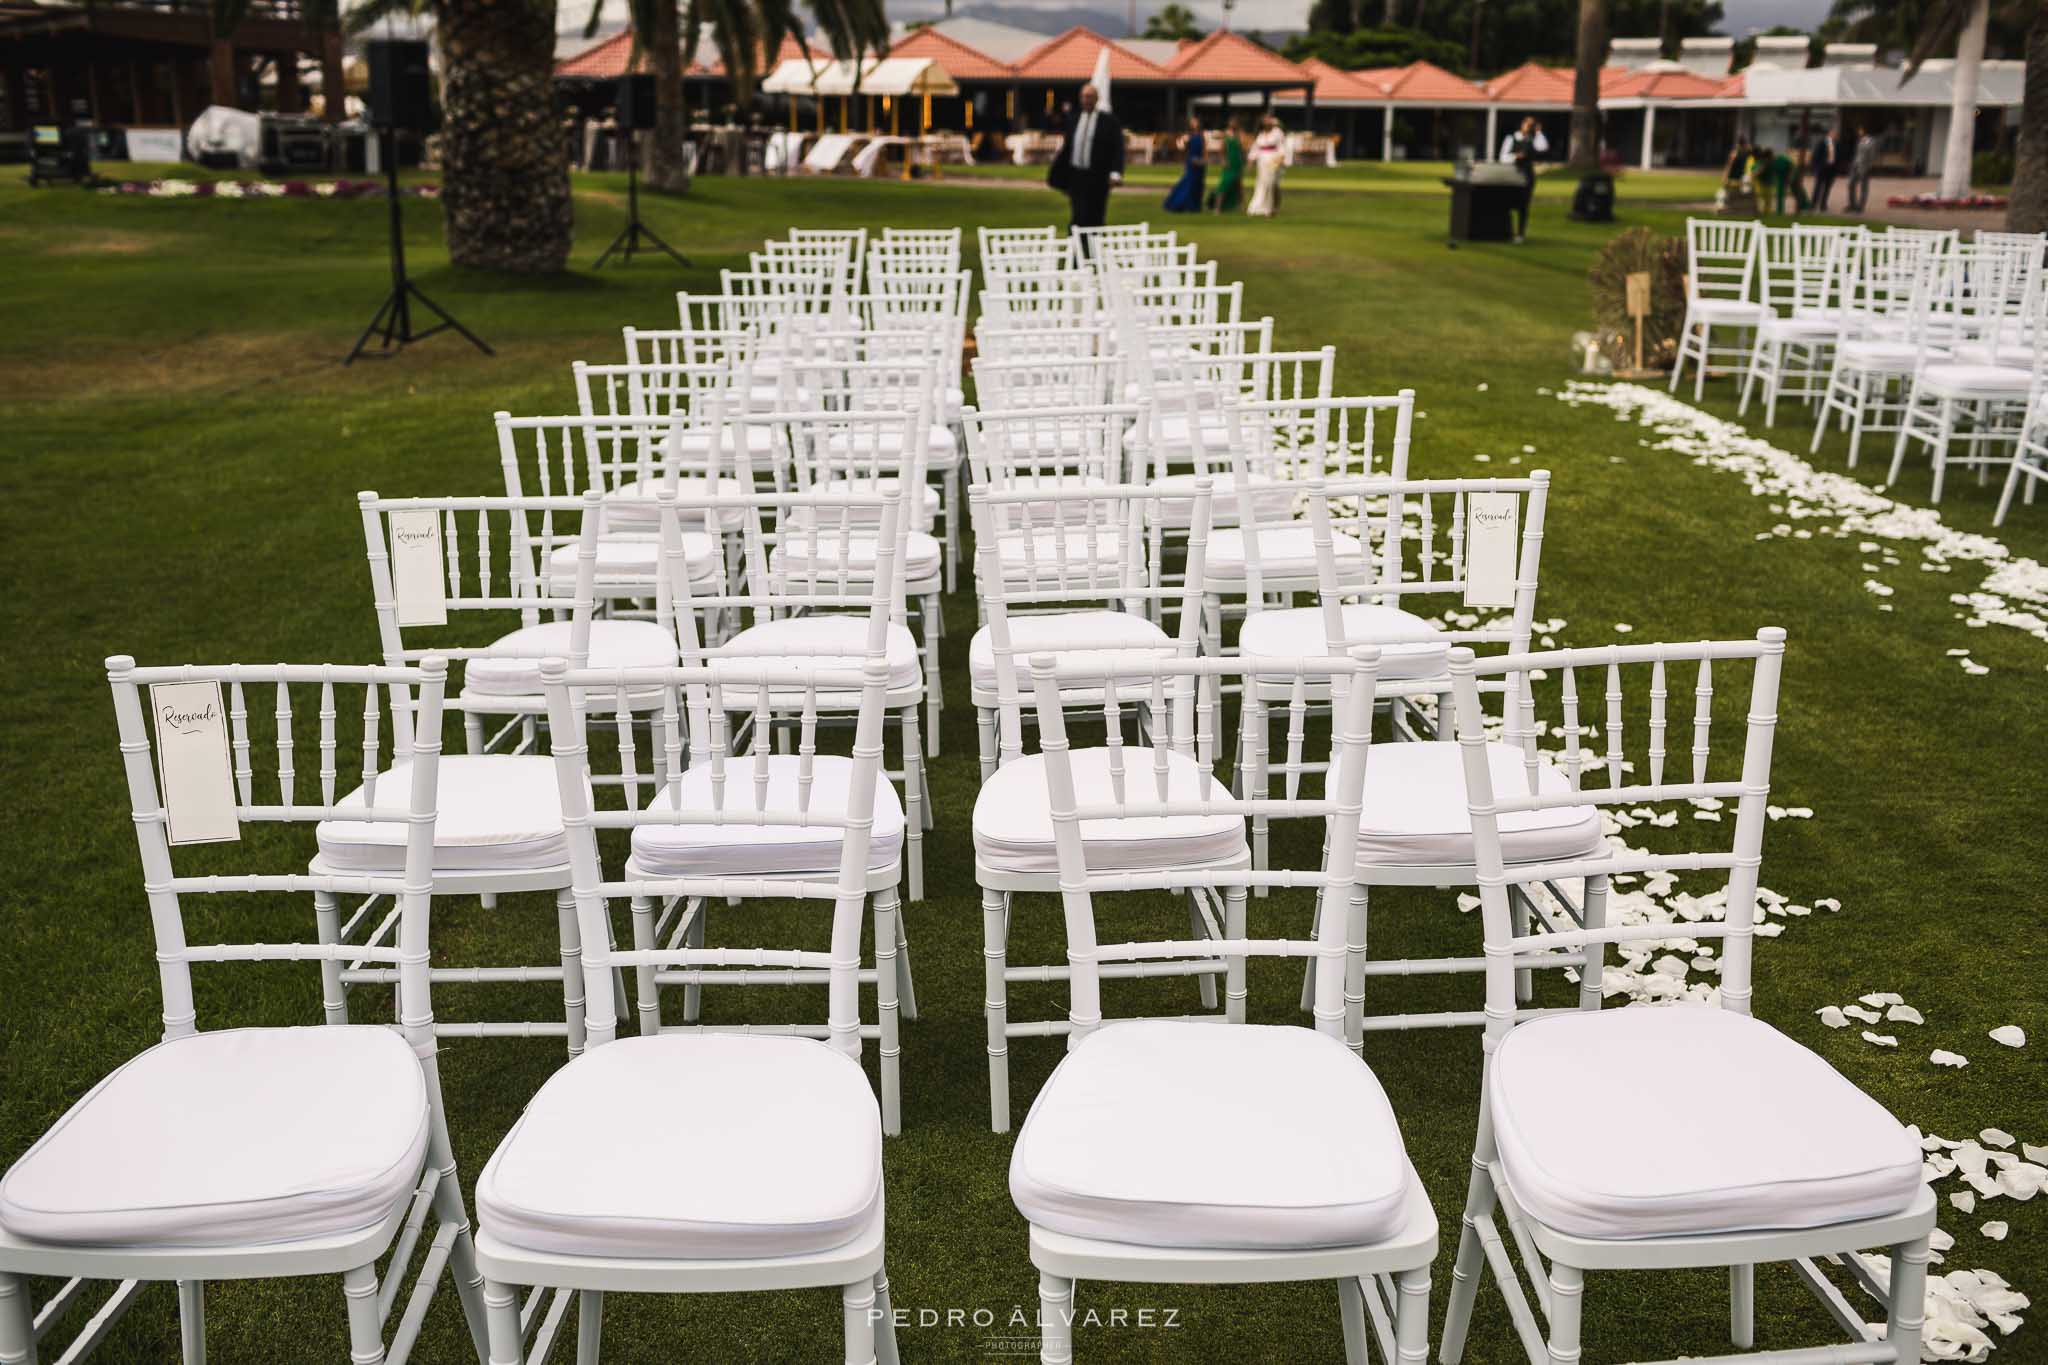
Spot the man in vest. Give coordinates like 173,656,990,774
1050,83,1124,247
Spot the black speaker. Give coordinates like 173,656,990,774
367,40,434,131
616,73,657,132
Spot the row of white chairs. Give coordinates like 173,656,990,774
1674,216,2047,520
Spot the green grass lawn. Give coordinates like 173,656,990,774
2,164,2043,1364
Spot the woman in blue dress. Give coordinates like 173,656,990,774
1163,114,1205,214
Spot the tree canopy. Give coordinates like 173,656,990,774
1141,3,1204,40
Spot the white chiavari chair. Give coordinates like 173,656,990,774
646,491,918,1122
1237,474,1551,889
979,224,1060,263
1195,393,1417,670
969,481,1210,780
1994,388,2048,525
1436,631,1937,1365
776,379,947,752
970,496,1242,1134
963,402,1137,517
351,494,636,1053
1738,225,1842,427
1010,645,1437,1365
473,653,899,1365
495,411,737,637
1888,246,2045,501
1072,221,1161,260
971,353,1122,410
1670,217,1765,400
1809,233,1936,466
789,225,868,278
0,657,492,1365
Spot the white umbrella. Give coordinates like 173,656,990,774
1091,46,1113,111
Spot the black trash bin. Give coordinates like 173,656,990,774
1443,176,1520,242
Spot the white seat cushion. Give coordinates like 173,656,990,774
809,475,941,532
604,475,759,531
318,755,567,872
546,532,722,590
630,754,902,877
1944,342,2037,369
968,610,1174,695
1357,742,1602,868
462,620,676,699
770,531,943,588
974,748,1246,877
1148,470,1296,529
1490,1008,1924,1241
0,1027,427,1248
1836,339,1922,371
1127,411,1234,452
1011,1021,1410,1250
1204,526,1365,584
478,1034,881,1259
1758,314,1839,339
717,617,923,694
1918,362,2034,396
1239,605,1450,682
1689,298,1767,322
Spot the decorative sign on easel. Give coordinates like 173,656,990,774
1465,493,1520,608
388,509,447,627
151,680,239,844
1624,270,1653,374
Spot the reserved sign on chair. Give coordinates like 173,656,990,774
150,679,238,844
1465,492,1519,608
389,509,448,627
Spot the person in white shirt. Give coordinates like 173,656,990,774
1498,117,1548,243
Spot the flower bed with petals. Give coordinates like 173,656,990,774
100,178,441,200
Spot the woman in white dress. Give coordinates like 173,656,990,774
1245,115,1287,217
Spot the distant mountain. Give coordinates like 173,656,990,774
894,1,1136,35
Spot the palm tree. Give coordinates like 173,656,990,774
1569,0,1607,171
348,0,575,273
2010,0,2046,230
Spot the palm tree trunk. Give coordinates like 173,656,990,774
1569,0,1606,172
1939,0,1989,198
435,0,573,272
2009,1,2048,232
647,0,691,192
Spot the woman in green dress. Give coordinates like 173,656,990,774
1207,118,1246,213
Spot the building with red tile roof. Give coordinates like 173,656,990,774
1163,30,1315,91
1011,27,1168,84
884,24,1017,83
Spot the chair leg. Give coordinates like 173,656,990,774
682,898,706,1024
983,887,1011,1133
1245,691,1270,886
556,891,587,1058
1038,1273,1074,1365
314,889,350,1025
463,715,497,910
422,1088,494,1365
1886,1235,1931,1365
1439,1105,1503,1365
630,894,663,1035
0,1273,35,1365
1395,1266,1432,1365
894,906,918,1021
875,887,903,1136
977,705,997,785
1344,883,1369,1052
1737,340,1763,416
901,708,925,905
1995,452,2026,526
875,1268,901,1365
1511,889,1533,1004
1578,875,1609,1009
576,1290,602,1365
1544,1262,1584,1365
484,1280,524,1365
1694,323,1710,401
1223,885,1248,1023
178,1281,205,1365
921,596,943,757
844,1279,879,1365
1339,1277,1368,1365
1729,1263,1754,1349
1887,386,1918,488
1190,891,1218,1010
343,1262,387,1365
1846,373,1870,468
1931,399,1955,503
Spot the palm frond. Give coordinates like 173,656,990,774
1902,0,1974,76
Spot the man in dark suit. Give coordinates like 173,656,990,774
1810,127,1840,212
1050,83,1124,244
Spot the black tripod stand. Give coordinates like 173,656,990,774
592,127,689,269
345,128,494,366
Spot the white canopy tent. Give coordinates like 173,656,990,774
762,56,959,99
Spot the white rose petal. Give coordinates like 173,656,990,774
1817,1006,1849,1029
1887,1005,1926,1025
1981,1221,2008,1241
1863,1031,1899,1048
1982,1129,2015,1149
1989,1025,2026,1048
1952,1191,1977,1213
1931,1049,1970,1068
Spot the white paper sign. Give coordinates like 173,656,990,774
1464,492,1520,608
388,510,447,627
150,680,239,845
